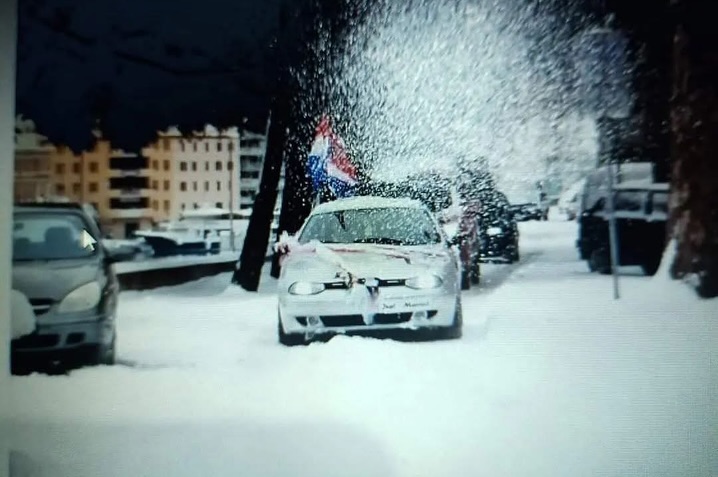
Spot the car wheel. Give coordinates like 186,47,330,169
470,257,481,285
589,248,612,275
641,259,661,276
506,245,519,263
461,269,471,290
278,317,305,346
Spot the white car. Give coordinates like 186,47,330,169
276,196,463,345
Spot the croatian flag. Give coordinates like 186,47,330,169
306,115,358,200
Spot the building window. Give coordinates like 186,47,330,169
152,200,158,211
180,161,187,171
89,162,98,173
181,203,186,210
228,142,234,152
205,162,209,172
72,183,81,194
193,143,197,152
216,202,223,208
164,180,170,191
217,141,223,152
215,161,222,171
216,181,221,191
72,162,81,174
164,160,170,171
204,181,209,192
194,203,199,209
191,162,197,172
89,182,98,193
152,180,158,190
163,138,170,151
56,184,65,194
193,181,197,192
180,141,186,152
152,160,158,170
205,143,209,153
55,164,65,174
164,200,170,212
227,161,233,171
180,182,187,192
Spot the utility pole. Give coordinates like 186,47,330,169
606,160,621,299
228,134,237,252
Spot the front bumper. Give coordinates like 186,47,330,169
279,287,457,336
11,317,114,354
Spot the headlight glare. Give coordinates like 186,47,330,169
406,274,443,289
288,281,325,295
57,281,102,313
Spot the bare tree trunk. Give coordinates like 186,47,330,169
605,0,672,180
232,2,301,290
669,0,718,297
232,103,288,290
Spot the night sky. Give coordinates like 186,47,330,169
16,0,287,152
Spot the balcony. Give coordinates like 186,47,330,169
109,208,149,219
109,176,149,191
109,154,149,171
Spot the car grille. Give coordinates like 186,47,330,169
295,310,438,328
320,315,365,327
374,312,412,324
29,298,54,316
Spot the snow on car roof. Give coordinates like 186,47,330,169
614,181,669,191
311,196,426,214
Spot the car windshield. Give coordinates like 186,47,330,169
12,212,99,261
298,207,442,246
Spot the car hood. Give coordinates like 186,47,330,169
282,243,453,282
12,258,102,301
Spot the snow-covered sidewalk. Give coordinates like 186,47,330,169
7,221,718,477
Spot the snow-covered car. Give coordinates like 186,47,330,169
103,237,154,261
276,196,463,345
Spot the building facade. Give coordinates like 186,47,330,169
238,130,267,210
14,120,242,238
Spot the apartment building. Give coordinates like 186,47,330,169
238,130,267,210
149,126,240,221
14,119,242,238
13,117,54,201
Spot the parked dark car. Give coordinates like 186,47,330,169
510,202,547,221
11,202,122,371
478,191,520,263
577,183,669,275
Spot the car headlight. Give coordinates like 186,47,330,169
406,274,443,289
288,281,326,295
57,281,102,314
486,226,503,236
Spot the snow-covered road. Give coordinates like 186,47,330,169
8,221,718,477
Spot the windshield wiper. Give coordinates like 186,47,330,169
354,237,405,245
